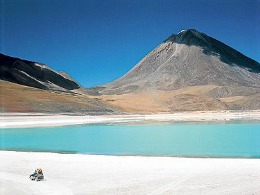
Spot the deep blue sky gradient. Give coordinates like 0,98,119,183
1,0,259,87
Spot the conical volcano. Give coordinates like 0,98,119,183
98,29,260,112
101,29,260,94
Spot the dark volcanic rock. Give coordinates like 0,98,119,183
0,54,80,91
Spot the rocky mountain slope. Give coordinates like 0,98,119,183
100,29,260,94
0,54,80,92
97,29,260,112
0,54,114,114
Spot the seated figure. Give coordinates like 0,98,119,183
29,168,44,181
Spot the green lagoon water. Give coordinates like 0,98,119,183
1,123,260,158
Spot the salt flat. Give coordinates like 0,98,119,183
1,151,260,195
1,110,260,128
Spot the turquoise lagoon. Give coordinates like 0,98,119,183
1,123,260,158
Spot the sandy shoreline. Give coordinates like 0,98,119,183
1,151,260,195
1,110,260,128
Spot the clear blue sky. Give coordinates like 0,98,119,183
1,0,259,87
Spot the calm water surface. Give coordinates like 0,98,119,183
1,123,260,158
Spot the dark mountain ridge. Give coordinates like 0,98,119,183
0,54,115,114
0,54,80,91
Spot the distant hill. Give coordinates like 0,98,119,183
0,54,113,114
0,54,80,91
97,29,260,112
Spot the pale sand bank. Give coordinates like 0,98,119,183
1,110,260,128
1,151,260,195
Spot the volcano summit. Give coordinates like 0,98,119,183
98,29,260,112
101,29,260,94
